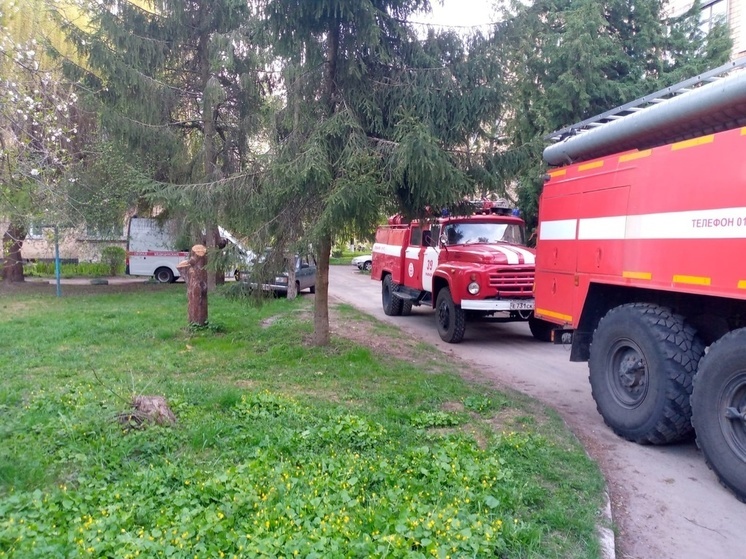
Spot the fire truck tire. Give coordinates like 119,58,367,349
154,267,175,284
436,288,466,343
588,303,704,444
402,301,413,316
691,329,746,502
528,314,554,342
382,275,403,316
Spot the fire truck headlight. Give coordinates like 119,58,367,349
467,281,480,295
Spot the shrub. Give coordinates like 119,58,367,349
101,245,126,275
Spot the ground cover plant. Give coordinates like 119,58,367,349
0,282,606,558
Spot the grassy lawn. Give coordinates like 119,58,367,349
0,283,606,558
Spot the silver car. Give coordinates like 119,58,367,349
351,254,372,271
258,254,316,295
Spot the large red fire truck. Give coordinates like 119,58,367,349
536,58,746,501
371,200,549,343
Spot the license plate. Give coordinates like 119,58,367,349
509,300,534,310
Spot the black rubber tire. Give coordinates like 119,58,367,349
691,329,746,502
363,261,372,272
309,284,315,294
382,275,403,316
402,300,413,316
588,303,704,444
154,267,175,284
436,288,466,343
528,313,554,342
233,269,241,281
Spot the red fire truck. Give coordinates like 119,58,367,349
371,200,549,343
536,58,746,501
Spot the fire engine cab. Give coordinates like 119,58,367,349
536,57,746,501
372,200,549,343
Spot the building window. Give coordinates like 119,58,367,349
26,223,44,239
700,0,727,35
83,225,125,240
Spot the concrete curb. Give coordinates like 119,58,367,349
599,490,616,559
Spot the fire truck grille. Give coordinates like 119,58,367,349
488,268,534,296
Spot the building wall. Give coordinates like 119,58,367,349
0,220,127,263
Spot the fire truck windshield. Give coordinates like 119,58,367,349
443,222,524,246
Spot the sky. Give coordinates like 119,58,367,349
417,0,499,31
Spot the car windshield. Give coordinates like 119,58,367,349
442,222,525,246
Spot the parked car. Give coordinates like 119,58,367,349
351,253,372,271
247,253,316,296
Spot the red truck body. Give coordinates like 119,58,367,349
535,61,746,502
536,126,746,331
372,206,546,343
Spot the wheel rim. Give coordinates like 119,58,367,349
437,300,451,331
719,371,746,462
605,339,649,408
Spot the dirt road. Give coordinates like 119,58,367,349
329,266,746,559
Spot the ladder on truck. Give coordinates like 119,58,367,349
545,56,746,143
542,56,746,165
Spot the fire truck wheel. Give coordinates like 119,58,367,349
382,275,403,316
528,314,554,342
436,288,466,343
691,329,746,502
588,303,704,444
154,267,175,284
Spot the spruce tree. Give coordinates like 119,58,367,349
254,0,512,345
497,0,733,230
55,0,270,285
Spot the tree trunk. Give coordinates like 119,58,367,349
286,253,297,300
177,245,208,326
206,225,225,291
2,222,26,282
308,20,339,346
312,234,331,346
198,18,222,292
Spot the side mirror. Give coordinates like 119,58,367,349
440,233,449,246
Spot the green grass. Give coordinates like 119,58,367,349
0,284,606,558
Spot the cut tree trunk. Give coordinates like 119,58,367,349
177,244,208,325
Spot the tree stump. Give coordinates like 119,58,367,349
116,395,177,429
177,244,208,325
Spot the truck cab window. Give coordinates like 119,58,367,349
409,227,422,246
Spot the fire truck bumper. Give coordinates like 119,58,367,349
460,299,535,311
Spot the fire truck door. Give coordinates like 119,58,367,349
576,186,630,277
404,226,424,289
535,193,581,324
